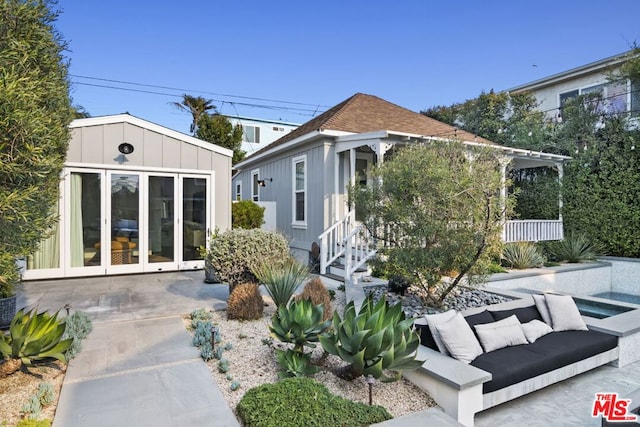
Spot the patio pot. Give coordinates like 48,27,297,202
0,294,16,329
204,259,219,284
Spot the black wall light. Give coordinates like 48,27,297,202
118,142,134,155
257,178,272,187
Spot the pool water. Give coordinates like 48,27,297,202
591,291,640,305
574,297,635,319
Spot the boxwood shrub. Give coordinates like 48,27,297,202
232,200,265,229
236,377,392,427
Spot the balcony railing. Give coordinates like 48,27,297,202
503,220,564,243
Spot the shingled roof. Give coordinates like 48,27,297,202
246,93,493,160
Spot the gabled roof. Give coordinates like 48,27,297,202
70,113,233,157
241,93,493,163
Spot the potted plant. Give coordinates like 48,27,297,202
0,253,19,329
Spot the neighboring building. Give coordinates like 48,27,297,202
508,49,639,121
231,93,570,279
226,116,299,157
22,114,233,280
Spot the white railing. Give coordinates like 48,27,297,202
502,220,564,243
344,225,377,283
319,211,356,275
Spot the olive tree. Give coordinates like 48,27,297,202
0,0,73,294
351,142,514,306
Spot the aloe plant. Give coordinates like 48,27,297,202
319,296,423,381
502,241,545,269
546,232,601,263
0,308,72,376
270,299,331,353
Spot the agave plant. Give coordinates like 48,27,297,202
270,298,332,353
275,349,319,378
319,296,423,381
0,308,73,376
254,257,309,309
546,232,600,263
502,241,545,269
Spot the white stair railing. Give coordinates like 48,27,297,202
344,224,377,283
319,211,356,275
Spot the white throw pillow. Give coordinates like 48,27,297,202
435,312,484,363
474,315,528,352
532,294,552,325
544,293,588,331
424,309,457,355
521,319,553,343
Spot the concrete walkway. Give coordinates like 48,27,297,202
21,271,240,427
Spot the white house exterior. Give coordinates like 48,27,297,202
226,116,299,157
508,49,639,121
231,94,570,279
23,114,233,280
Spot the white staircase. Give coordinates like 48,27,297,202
318,211,378,283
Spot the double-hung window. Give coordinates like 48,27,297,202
292,155,306,227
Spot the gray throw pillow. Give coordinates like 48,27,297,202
424,309,457,355
544,293,588,331
474,315,528,352
521,319,553,343
532,294,552,325
435,312,484,364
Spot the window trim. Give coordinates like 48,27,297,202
251,170,259,202
292,155,307,229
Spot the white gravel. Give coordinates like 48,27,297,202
189,290,436,420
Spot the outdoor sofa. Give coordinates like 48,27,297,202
405,294,619,426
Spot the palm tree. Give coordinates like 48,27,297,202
171,94,216,134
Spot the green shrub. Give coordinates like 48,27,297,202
62,311,93,359
205,229,290,292
387,275,411,296
254,257,309,309
546,232,600,263
296,277,333,321
236,378,392,427
227,283,264,320
502,242,545,269
319,296,423,381
0,253,19,298
232,200,265,229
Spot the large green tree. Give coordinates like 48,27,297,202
196,113,245,165
0,0,73,294
351,142,514,306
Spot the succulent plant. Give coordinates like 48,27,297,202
319,296,423,381
230,381,241,391
254,257,309,309
0,308,73,376
269,299,332,353
275,349,319,378
218,358,230,373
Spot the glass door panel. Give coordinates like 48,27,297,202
110,173,140,267
182,177,207,264
147,175,176,270
71,172,102,267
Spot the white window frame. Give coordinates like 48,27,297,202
558,81,630,115
242,125,261,144
251,170,260,202
235,180,242,201
292,155,307,229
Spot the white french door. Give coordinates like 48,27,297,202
179,175,210,270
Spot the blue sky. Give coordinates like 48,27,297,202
57,0,640,134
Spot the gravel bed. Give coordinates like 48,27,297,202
192,290,436,420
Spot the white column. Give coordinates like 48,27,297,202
349,148,356,188
555,161,564,221
499,157,511,241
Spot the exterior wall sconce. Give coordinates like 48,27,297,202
257,178,272,187
118,142,134,154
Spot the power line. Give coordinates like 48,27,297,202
70,74,332,109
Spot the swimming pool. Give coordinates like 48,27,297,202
591,291,640,305
573,297,635,319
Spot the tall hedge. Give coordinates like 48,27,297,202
0,0,73,288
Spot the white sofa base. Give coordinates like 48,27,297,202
403,345,619,427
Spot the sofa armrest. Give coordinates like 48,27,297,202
403,345,492,426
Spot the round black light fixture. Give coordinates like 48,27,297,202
118,142,134,155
